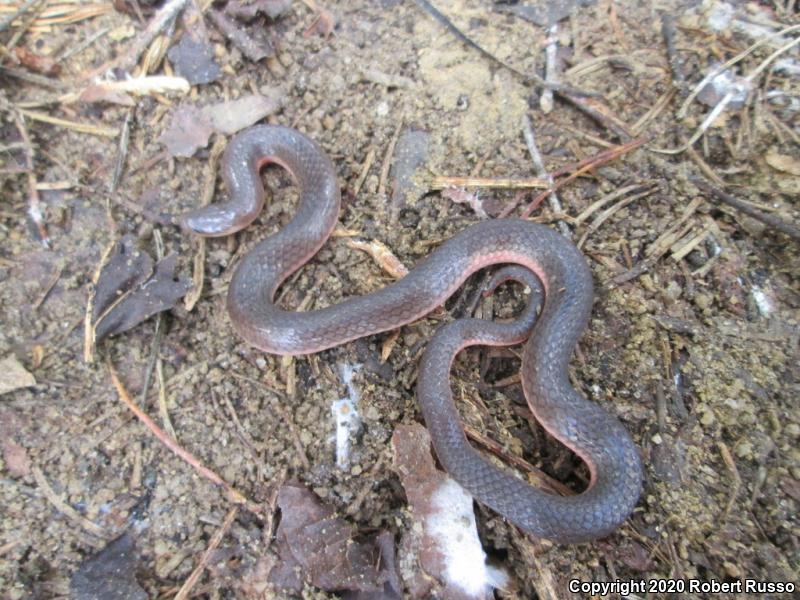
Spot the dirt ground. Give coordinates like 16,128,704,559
1,0,799,598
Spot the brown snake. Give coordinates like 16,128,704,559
182,125,642,543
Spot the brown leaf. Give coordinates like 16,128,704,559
90,236,191,343
159,105,214,158
270,482,399,596
391,424,497,600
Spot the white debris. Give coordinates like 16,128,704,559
697,68,752,109
751,286,773,317
427,479,509,598
331,364,362,469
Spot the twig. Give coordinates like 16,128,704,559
428,176,548,190
558,92,634,139
520,136,649,217
577,187,657,248
631,87,676,136
521,114,569,237
660,14,684,86
718,442,741,522
17,108,118,137
83,0,189,79
5,0,47,51
59,26,111,61
108,360,264,516
540,23,559,113
0,65,67,90
174,506,239,600
463,424,573,496
0,0,41,32
185,135,226,311
411,0,592,96
378,119,403,198
573,183,649,225
352,146,376,196
8,106,49,248
32,263,63,310
689,176,800,242
208,8,274,62
110,107,134,192
32,465,109,540
657,31,800,155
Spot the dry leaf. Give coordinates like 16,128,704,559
159,105,214,158
203,91,284,135
0,355,36,396
765,148,800,176
269,482,399,596
90,236,191,343
392,424,502,600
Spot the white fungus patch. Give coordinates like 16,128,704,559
427,478,509,598
331,364,362,468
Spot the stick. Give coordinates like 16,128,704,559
520,136,649,217
8,106,49,247
521,114,570,237
108,360,264,516
174,506,239,600
411,0,594,96
83,0,189,79
689,176,800,242
0,0,41,32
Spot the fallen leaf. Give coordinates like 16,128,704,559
160,91,283,158
203,91,284,135
392,424,502,600
159,105,214,157
0,355,36,396
70,532,147,600
90,236,191,343
765,148,800,176
270,482,399,596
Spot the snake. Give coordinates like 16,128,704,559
182,124,642,543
